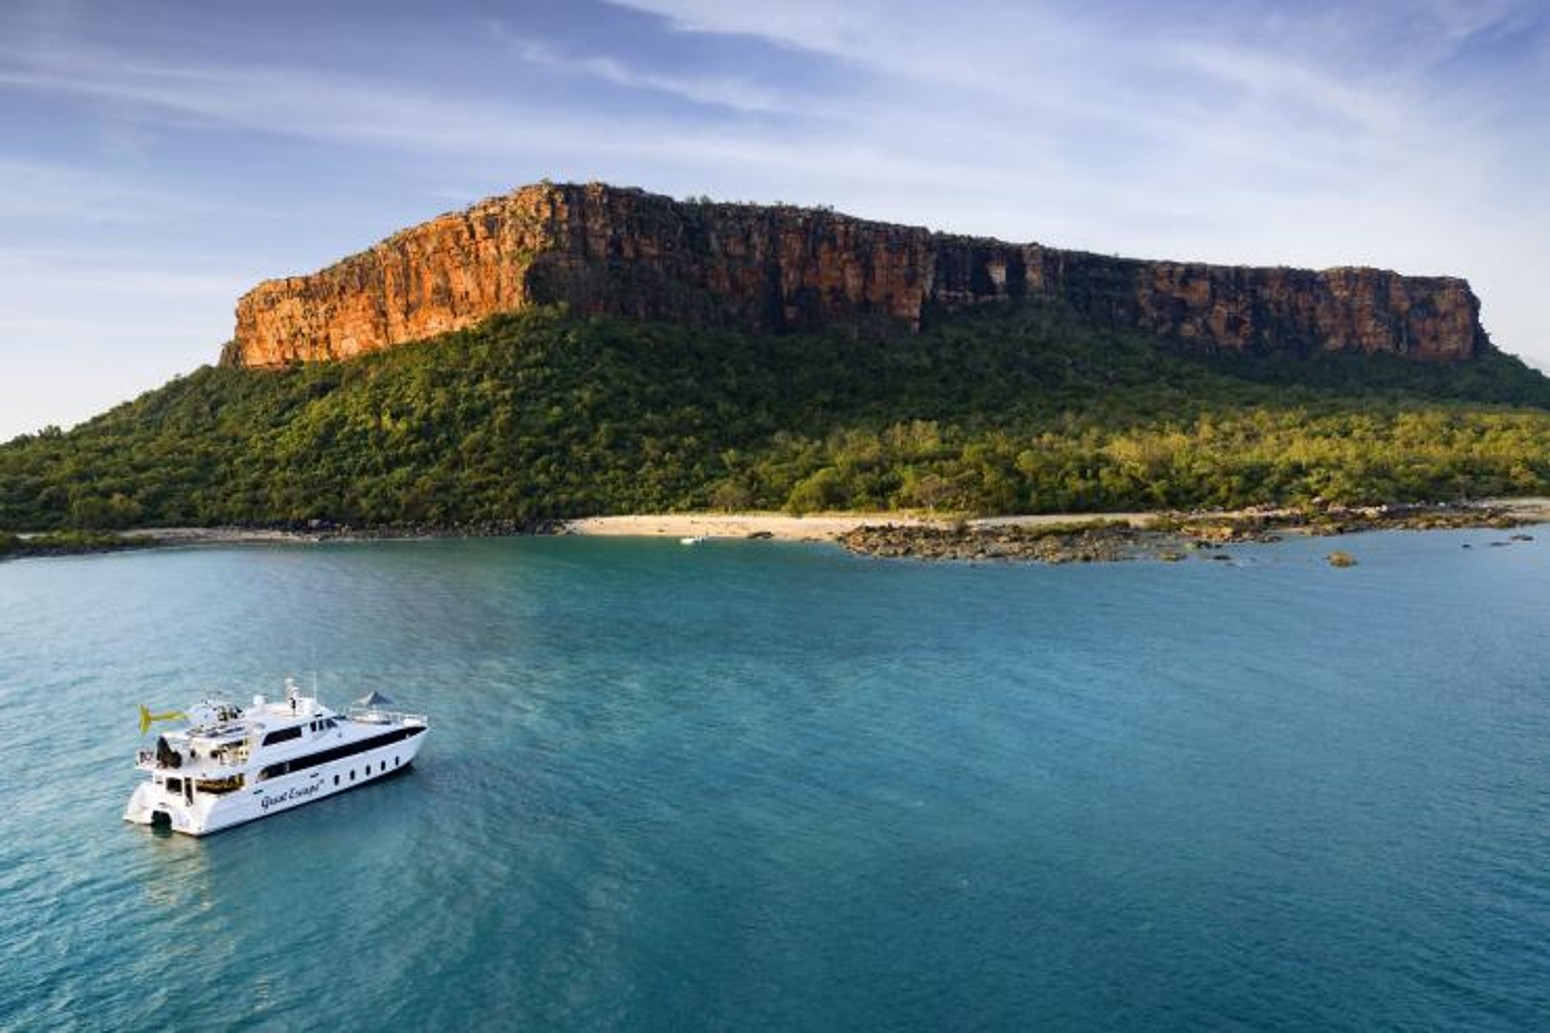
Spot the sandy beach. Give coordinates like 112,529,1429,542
562,499,1550,543
566,510,1195,541
559,513,943,541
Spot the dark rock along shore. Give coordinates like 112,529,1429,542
837,504,1533,563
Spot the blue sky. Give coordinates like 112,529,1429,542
2,0,1546,439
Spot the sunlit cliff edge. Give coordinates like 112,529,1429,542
224,182,1490,369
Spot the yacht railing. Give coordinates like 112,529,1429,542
346,706,428,725
136,742,252,772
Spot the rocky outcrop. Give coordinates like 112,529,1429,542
834,505,1529,565
225,182,1491,368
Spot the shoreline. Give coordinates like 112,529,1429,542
558,500,1550,543
559,512,950,541
4,499,1546,562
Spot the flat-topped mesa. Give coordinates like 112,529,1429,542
224,182,1490,368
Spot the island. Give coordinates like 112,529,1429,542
3,182,1549,550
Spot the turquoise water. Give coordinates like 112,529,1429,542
2,531,1550,1030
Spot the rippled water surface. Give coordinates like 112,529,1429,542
3,531,1550,1030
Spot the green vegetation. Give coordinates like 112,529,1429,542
0,530,150,558
3,302,1550,531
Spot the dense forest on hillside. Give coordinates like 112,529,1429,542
3,302,1550,531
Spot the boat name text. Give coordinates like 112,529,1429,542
260,783,321,811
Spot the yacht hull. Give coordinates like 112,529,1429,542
125,724,427,836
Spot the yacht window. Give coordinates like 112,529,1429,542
240,726,419,780
334,775,339,786
350,770,355,782
166,777,183,793
261,726,303,746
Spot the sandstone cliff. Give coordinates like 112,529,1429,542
225,182,1490,368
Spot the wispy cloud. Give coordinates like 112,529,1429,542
496,30,787,115
1423,0,1539,41
0,158,188,223
0,28,1048,204
0,50,578,156
606,2,1531,202
0,248,248,299
603,0,882,57
0,31,853,193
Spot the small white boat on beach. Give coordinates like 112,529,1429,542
124,679,428,836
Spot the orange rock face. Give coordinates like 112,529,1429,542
225,182,1488,368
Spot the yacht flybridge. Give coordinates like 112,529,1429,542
125,679,428,836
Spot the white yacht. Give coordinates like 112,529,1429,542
125,679,429,836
